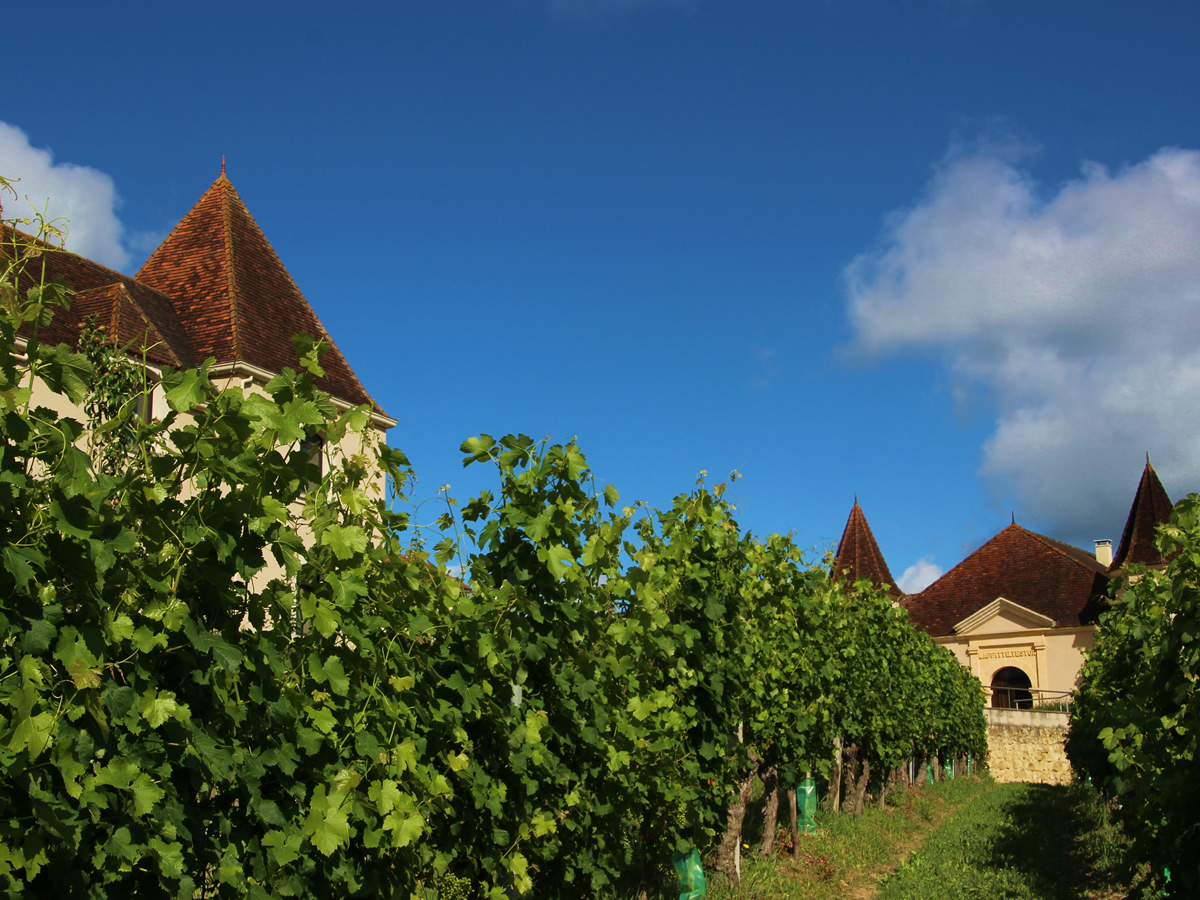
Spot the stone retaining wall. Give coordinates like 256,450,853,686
985,709,1072,785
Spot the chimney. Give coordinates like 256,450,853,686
1095,539,1113,567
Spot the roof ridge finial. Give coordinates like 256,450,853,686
221,155,226,176
1011,511,1016,525
1146,450,1151,467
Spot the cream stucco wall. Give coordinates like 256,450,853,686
26,367,390,498
26,366,170,434
208,370,392,501
193,372,392,594
936,599,1095,700
25,363,393,597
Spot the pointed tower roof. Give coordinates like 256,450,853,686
1109,458,1173,571
137,173,386,415
832,500,902,598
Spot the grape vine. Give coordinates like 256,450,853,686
1067,493,1200,898
0,189,987,898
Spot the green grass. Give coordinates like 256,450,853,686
701,778,989,900
877,782,1130,900
606,778,1138,900
690,779,1137,900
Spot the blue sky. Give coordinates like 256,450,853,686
4,1,1200,590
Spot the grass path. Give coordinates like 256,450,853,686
706,779,989,900
703,779,1128,900
877,782,1125,900
845,787,970,900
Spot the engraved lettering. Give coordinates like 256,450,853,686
978,648,1036,661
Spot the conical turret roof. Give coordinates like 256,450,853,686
832,500,902,598
137,172,384,413
1110,458,1173,571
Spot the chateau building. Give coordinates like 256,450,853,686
7,167,395,490
833,460,1176,707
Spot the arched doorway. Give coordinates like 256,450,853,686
991,666,1033,709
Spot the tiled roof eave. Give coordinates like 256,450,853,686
1026,529,1112,576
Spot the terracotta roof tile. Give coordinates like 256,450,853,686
905,523,1110,636
136,175,386,415
73,284,185,368
1109,459,1173,572
831,500,903,599
5,224,194,368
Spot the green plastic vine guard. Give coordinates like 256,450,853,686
1157,866,1171,898
967,753,972,776
945,760,954,780
800,777,818,836
671,848,707,900
925,761,934,785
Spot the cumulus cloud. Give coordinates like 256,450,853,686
898,557,943,594
847,138,1200,545
0,122,132,271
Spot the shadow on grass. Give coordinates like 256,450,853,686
980,783,1104,900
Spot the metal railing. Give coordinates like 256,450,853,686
986,686,1072,714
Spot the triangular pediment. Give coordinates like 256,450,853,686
953,597,1056,635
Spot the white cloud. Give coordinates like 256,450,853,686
0,122,132,271
847,138,1200,545
898,556,943,594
